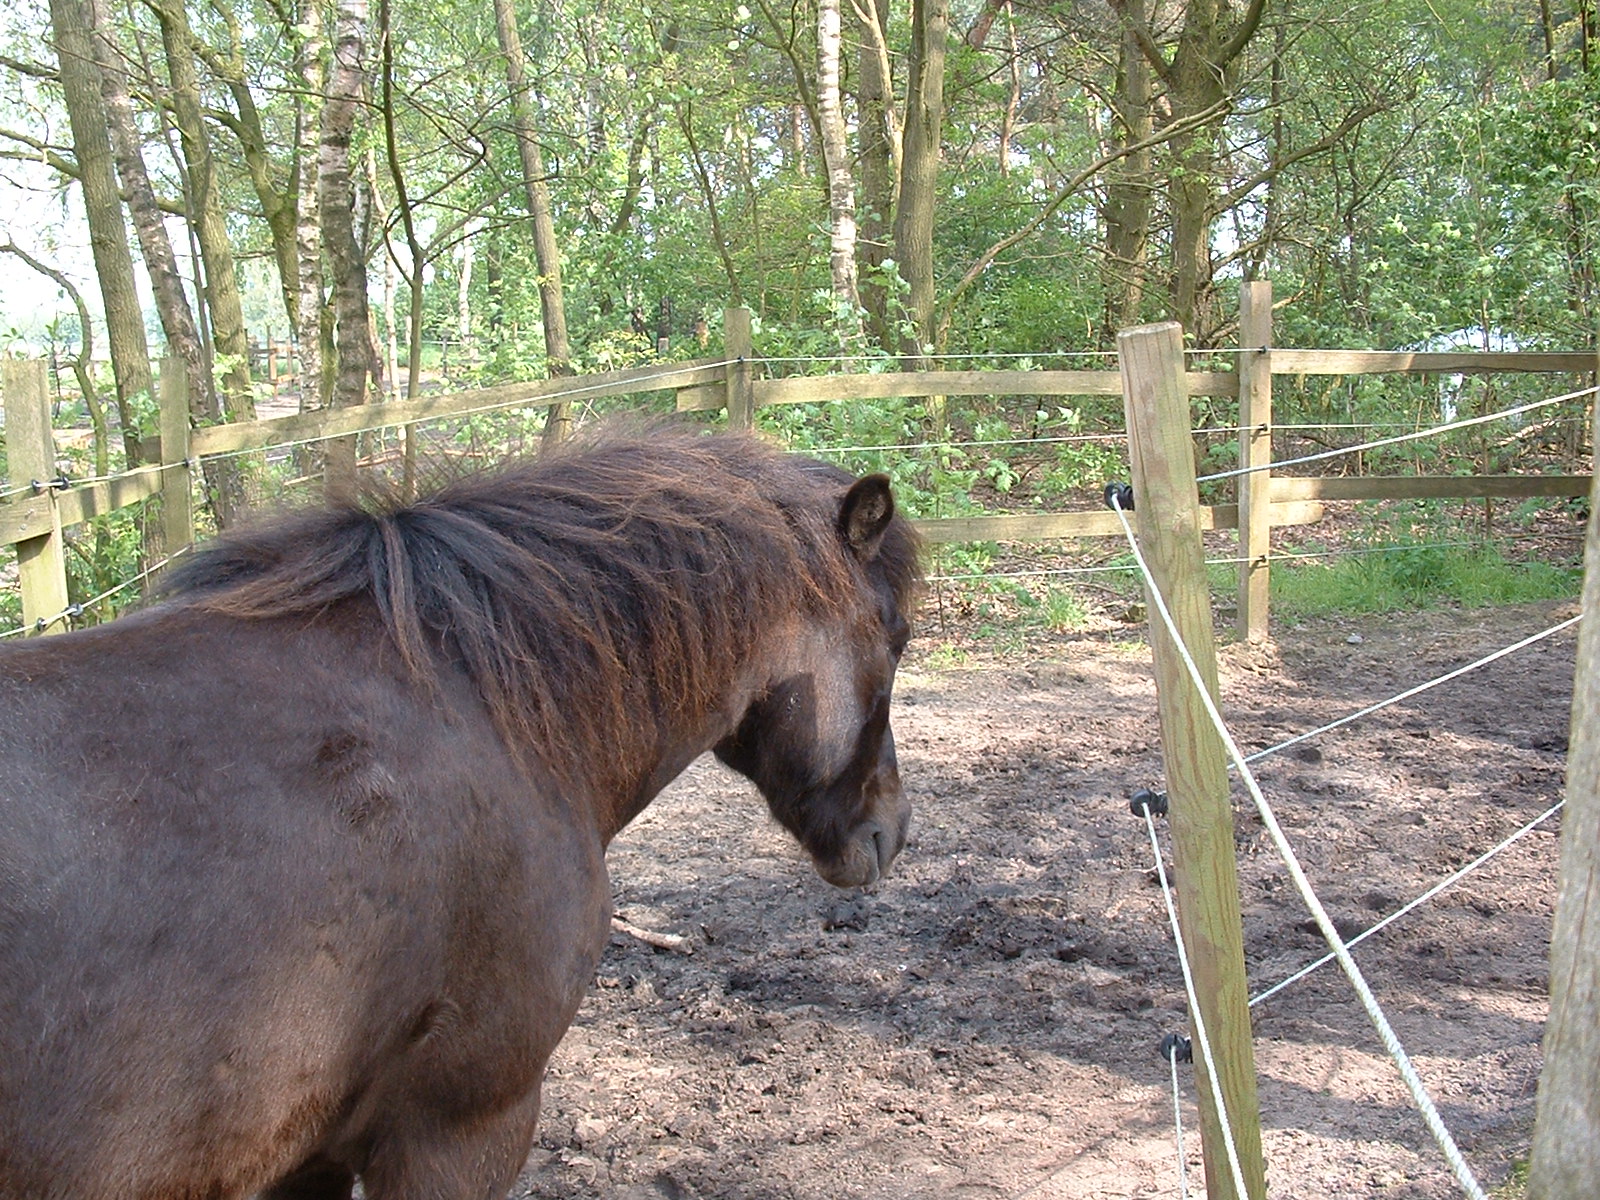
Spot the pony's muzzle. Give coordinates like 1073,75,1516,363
815,805,910,889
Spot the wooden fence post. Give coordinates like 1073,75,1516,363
158,358,194,561
724,307,754,432
1119,322,1267,1200
3,360,70,634
1528,441,1600,1200
1237,282,1273,642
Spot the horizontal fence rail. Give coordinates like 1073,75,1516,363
3,290,1595,635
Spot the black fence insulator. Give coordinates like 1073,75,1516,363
1159,1033,1193,1064
1130,788,1169,818
1102,482,1135,512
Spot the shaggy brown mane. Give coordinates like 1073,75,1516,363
162,427,922,790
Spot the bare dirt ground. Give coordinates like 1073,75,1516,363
510,596,1576,1200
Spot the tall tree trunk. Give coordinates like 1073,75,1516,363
85,0,210,423
493,0,575,449
319,0,378,428
294,0,329,414
1113,0,1265,345
189,0,299,330
379,0,426,402
458,225,476,360
47,0,151,466
893,0,948,364
88,0,250,528
998,2,1020,174
678,102,745,307
817,0,859,333
1101,23,1154,342
149,0,255,429
856,0,897,348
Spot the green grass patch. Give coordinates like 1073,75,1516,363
1271,542,1581,620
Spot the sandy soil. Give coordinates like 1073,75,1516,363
511,599,1576,1200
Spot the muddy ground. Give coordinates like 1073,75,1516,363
512,598,1576,1200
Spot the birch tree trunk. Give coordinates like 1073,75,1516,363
85,0,211,426
318,0,378,497
295,0,329,414
87,0,251,529
817,0,859,334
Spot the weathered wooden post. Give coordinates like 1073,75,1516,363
3,360,70,634
1528,436,1600,1200
1118,322,1267,1200
1237,281,1273,642
724,306,755,432
158,357,194,561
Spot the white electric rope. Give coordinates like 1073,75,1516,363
1140,805,1252,1200
1251,798,1566,1007
1242,615,1582,766
1109,494,1490,1200
1198,382,1598,483
1167,1033,1192,1200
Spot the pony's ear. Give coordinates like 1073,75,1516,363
838,474,895,561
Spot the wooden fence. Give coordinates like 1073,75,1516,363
3,283,1594,636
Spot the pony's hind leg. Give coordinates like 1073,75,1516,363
359,1093,542,1200
259,1156,356,1200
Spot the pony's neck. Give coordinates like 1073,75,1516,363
592,637,776,846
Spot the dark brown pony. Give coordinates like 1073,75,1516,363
0,429,920,1200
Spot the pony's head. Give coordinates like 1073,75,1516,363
714,471,918,888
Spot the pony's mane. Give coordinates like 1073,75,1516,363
164,427,922,788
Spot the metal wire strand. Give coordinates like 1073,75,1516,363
1242,615,1582,766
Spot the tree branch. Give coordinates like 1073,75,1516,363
0,54,57,81
935,98,1229,343
1218,0,1270,68
1217,100,1385,211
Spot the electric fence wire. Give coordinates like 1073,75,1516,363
1166,1035,1192,1200
1139,802,1250,1200
1198,382,1600,484
1243,615,1581,768
1108,492,1490,1200
0,544,192,641
1251,798,1566,1008
923,533,1559,584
